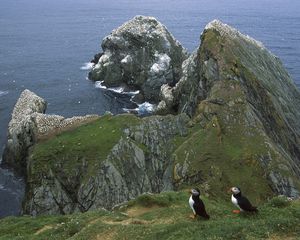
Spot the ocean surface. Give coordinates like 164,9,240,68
0,0,299,217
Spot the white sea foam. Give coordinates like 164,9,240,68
95,81,139,95
123,102,156,115
111,87,125,93
95,81,155,115
138,102,156,113
127,90,140,96
95,84,125,94
80,62,95,70
95,81,107,89
95,81,124,93
0,90,9,97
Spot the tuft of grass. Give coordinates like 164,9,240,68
266,195,291,208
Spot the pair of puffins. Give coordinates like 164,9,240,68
189,187,257,219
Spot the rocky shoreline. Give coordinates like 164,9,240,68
2,16,300,215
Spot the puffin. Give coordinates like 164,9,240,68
189,188,210,219
230,186,258,213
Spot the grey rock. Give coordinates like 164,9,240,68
88,15,188,102
157,49,205,116
2,90,46,174
170,19,300,197
269,171,300,198
23,113,190,215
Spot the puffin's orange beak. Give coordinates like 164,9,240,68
227,187,232,194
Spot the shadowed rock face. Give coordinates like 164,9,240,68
88,15,188,103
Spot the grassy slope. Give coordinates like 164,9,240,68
0,191,299,240
169,25,300,204
198,27,300,192
28,114,141,184
173,98,274,203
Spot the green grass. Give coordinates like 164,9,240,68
0,191,299,240
28,114,140,183
192,26,300,204
126,191,185,208
173,107,274,202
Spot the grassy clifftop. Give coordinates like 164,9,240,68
1,191,299,239
24,106,298,215
28,114,141,183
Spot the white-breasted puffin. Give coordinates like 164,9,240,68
230,186,258,213
189,188,210,219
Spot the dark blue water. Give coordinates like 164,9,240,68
0,0,299,217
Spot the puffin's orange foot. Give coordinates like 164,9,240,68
232,210,241,214
189,214,196,219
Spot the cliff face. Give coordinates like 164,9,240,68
24,114,189,215
167,20,300,197
88,16,188,103
3,18,300,216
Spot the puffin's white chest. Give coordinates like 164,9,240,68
189,195,195,214
231,195,242,210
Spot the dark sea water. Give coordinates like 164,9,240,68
0,0,299,217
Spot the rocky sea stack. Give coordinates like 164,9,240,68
3,17,300,216
88,15,188,103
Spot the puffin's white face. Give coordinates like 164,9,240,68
191,188,200,196
231,187,241,195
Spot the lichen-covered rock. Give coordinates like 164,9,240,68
88,15,188,103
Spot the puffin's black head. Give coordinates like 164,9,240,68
230,186,241,195
190,188,200,196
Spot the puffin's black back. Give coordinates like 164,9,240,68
234,193,258,212
192,195,210,219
